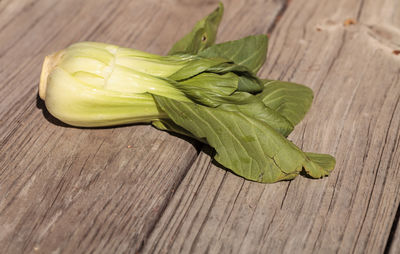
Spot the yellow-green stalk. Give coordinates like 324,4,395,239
39,42,192,127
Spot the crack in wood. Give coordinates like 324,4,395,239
385,202,400,254
267,0,289,36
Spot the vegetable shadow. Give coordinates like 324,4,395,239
163,131,203,152
36,93,71,128
299,169,327,180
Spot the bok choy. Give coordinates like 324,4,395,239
38,3,335,183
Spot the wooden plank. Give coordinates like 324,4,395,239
144,0,400,253
0,0,238,253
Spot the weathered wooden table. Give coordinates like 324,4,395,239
1,0,399,253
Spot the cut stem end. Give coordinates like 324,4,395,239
39,50,65,100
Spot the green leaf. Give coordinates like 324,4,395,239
206,62,264,93
154,95,334,183
172,72,238,107
198,34,268,73
237,75,263,93
168,3,224,55
303,152,336,178
169,72,293,136
168,57,263,93
168,57,229,81
218,99,294,137
257,80,314,126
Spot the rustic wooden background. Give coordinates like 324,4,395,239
0,0,399,253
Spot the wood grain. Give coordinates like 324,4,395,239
144,0,400,253
0,0,399,253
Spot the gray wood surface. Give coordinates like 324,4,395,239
0,0,399,253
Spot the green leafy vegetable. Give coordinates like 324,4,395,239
154,96,334,183
198,34,268,73
39,2,335,183
168,3,224,55
258,80,314,126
